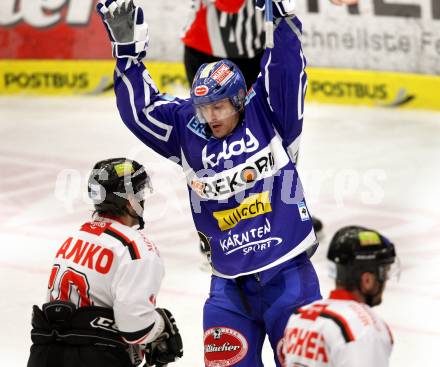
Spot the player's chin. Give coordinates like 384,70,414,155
373,295,383,306
210,124,226,138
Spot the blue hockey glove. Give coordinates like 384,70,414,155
255,0,296,18
96,0,149,60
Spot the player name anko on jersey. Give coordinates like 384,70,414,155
55,237,114,274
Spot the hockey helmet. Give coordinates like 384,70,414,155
327,226,396,286
88,158,152,228
190,59,247,113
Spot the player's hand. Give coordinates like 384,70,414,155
255,0,295,18
96,0,149,60
144,308,183,366
329,0,359,5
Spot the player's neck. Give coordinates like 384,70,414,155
348,289,366,304
119,212,138,227
99,212,138,228
334,286,365,303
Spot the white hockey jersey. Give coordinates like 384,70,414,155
46,215,165,344
282,289,393,367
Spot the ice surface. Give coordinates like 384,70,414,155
0,96,439,366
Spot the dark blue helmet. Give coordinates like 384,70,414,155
190,59,247,110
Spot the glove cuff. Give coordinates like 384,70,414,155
256,0,296,18
112,40,148,59
274,1,296,17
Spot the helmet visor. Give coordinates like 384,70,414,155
383,256,401,282
196,98,241,125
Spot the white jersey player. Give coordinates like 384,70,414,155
282,226,397,367
27,158,183,367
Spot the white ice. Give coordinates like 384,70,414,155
0,96,439,366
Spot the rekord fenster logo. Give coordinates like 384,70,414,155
190,149,276,200
213,191,272,231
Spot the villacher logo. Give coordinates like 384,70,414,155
204,327,248,367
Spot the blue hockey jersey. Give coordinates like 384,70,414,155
113,17,316,278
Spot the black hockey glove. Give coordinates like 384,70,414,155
255,0,296,18
144,308,183,366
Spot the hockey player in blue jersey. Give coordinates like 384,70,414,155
97,1,321,365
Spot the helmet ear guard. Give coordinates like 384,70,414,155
230,88,246,111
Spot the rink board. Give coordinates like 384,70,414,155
0,60,439,111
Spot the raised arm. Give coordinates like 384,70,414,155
97,0,188,162
254,1,307,160
114,58,186,161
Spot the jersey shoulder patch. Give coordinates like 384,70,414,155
80,221,112,235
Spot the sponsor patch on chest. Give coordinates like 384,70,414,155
213,192,272,230
187,117,208,140
202,128,259,169
218,218,283,256
191,149,275,200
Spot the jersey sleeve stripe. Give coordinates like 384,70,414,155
320,310,355,343
104,228,141,260
385,322,394,345
120,322,155,344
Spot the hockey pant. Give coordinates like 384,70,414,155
27,302,132,367
203,253,321,367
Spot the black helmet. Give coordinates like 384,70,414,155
327,226,396,287
88,158,152,229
